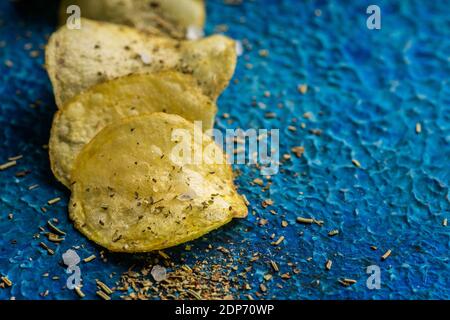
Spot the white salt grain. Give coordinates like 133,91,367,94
140,52,152,65
186,26,204,40
151,265,167,282
235,40,243,56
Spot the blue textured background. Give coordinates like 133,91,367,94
0,0,449,300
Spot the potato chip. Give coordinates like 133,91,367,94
69,113,247,252
45,18,236,107
59,0,205,39
49,71,217,187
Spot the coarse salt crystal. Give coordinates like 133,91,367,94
140,52,152,65
186,26,204,40
151,265,167,282
235,40,243,56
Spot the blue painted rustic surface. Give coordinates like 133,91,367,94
0,0,449,300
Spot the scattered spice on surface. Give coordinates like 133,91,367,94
381,249,392,261
39,242,54,255
47,220,66,236
309,128,322,136
261,199,274,208
253,178,263,186
1,276,12,287
415,123,422,134
217,246,230,255
4,60,13,68
339,278,357,286
74,286,85,298
259,283,267,292
280,273,291,280
96,280,114,295
263,274,272,281
83,255,96,263
297,84,308,94
187,289,202,300
265,112,276,119
47,197,61,205
258,49,269,57
158,251,170,260
29,50,39,58
270,260,279,272
47,233,64,243
8,155,22,161
297,217,314,224
96,290,111,300
271,236,285,246
214,24,229,33
40,290,50,297
0,160,16,171
328,229,339,236
303,112,313,119
118,260,234,300
352,159,361,168
296,216,324,226
15,170,31,178
291,146,305,158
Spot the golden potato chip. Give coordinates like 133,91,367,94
69,113,247,252
45,18,236,107
59,0,205,39
49,71,217,187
